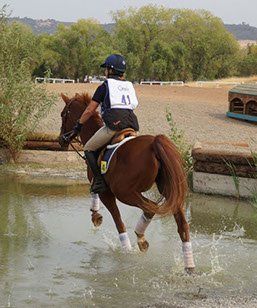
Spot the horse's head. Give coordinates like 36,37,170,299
59,92,103,149
59,93,90,148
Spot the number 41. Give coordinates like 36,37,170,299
121,95,131,105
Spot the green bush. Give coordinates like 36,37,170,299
0,6,56,160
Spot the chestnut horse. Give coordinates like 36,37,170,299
59,93,195,272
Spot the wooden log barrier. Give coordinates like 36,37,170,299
24,141,83,151
23,133,83,151
194,161,257,178
192,142,257,178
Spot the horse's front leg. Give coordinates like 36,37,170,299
99,190,132,251
90,193,103,227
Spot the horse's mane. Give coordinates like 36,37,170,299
72,92,103,127
74,92,91,105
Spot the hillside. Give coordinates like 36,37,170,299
225,23,257,40
8,17,114,35
8,17,257,40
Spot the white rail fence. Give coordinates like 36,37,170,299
139,80,251,87
140,80,184,86
35,77,75,84
196,81,244,87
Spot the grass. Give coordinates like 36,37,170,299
224,160,240,199
166,108,193,181
249,150,257,208
223,148,257,205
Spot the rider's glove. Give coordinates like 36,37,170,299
73,121,83,134
61,121,83,144
68,121,83,141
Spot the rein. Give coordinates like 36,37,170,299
61,131,86,161
70,142,86,161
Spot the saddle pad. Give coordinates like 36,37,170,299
101,136,136,174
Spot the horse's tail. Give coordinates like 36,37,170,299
153,134,187,215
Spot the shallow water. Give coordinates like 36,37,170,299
0,175,257,308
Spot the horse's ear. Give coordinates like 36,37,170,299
61,93,70,104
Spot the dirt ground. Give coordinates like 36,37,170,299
38,83,257,149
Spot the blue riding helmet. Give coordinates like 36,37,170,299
100,54,126,73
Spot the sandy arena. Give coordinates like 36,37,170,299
38,83,257,149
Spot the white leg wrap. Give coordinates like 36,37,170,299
119,232,132,251
90,193,100,212
182,242,195,268
135,214,152,235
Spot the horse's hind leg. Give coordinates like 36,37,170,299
174,209,195,273
99,189,132,251
135,211,155,252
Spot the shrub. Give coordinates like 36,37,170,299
166,109,193,176
0,6,56,160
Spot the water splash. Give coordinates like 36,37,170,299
210,234,223,274
7,294,11,308
186,202,192,223
222,223,245,239
102,232,118,251
26,258,34,271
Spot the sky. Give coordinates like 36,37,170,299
3,0,257,27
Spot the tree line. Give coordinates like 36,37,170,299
3,5,257,82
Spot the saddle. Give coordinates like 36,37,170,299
98,128,137,174
110,128,137,145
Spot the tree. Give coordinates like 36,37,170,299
112,6,240,81
38,19,113,80
238,44,257,76
112,5,173,81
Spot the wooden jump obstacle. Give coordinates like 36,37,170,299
192,142,257,198
23,133,83,151
227,84,257,123
0,133,84,165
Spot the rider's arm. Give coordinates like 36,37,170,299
78,82,105,126
78,100,99,124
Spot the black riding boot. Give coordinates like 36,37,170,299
84,150,107,194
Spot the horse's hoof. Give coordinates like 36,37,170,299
137,239,149,252
185,267,195,275
91,212,103,227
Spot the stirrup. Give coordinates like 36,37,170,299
90,177,107,194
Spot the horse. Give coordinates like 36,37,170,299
59,92,195,273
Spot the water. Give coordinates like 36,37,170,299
0,174,257,307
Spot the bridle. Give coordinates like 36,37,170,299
61,99,86,160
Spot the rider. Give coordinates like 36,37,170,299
70,54,139,194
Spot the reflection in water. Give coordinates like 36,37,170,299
189,193,257,240
0,176,48,280
0,174,257,307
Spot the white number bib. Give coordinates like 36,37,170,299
107,79,139,110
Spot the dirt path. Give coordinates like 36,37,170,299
38,83,257,149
